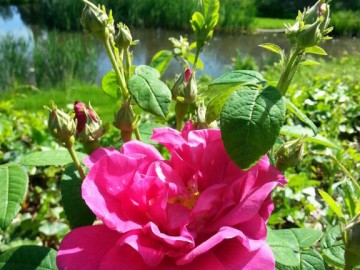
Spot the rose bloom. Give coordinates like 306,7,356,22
57,122,286,270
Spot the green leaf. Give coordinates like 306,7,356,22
206,85,256,124
321,225,345,268
318,189,344,218
22,150,88,167
135,122,165,145
0,245,57,270
187,52,204,70
205,70,265,99
0,164,28,231
39,221,69,236
267,228,324,269
305,46,327,55
280,125,340,149
203,0,219,29
61,164,96,229
128,65,171,118
190,12,205,33
134,65,161,79
259,43,283,55
220,85,285,170
285,98,317,135
150,50,173,76
101,70,119,99
300,59,320,66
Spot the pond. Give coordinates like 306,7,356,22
1,5,360,82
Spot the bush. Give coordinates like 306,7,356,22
331,11,360,37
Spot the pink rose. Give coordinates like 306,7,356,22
57,122,286,270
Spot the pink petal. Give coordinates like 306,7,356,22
212,238,275,270
82,152,143,232
83,147,118,169
57,225,121,270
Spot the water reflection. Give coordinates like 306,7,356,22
1,5,359,82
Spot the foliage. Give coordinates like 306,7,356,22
0,32,97,91
331,11,360,37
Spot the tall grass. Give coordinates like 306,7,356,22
331,11,360,37
0,35,29,90
16,0,257,32
0,32,98,90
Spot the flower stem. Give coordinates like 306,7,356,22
66,139,86,180
124,48,132,81
104,37,129,99
134,127,142,141
277,47,304,95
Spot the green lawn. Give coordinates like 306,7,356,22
254,17,294,29
4,82,118,123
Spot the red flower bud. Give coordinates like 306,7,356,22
184,68,192,84
74,101,97,133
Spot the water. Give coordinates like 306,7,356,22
1,5,360,82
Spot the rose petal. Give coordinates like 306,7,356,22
57,225,120,270
83,147,118,169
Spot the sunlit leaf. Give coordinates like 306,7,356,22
101,70,118,99
22,150,88,167
321,226,345,268
150,50,173,76
305,46,327,55
285,98,317,135
318,189,345,218
0,164,28,231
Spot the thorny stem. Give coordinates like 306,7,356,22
124,48,132,81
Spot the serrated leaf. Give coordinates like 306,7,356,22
321,225,345,268
128,66,171,118
61,164,96,229
268,228,324,269
0,164,28,231
205,70,265,99
150,50,173,76
101,70,118,99
220,85,285,170
0,245,57,270
285,98,317,135
22,150,88,167
318,189,344,218
305,46,327,55
280,125,340,149
134,65,160,79
259,43,283,55
206,85,256,124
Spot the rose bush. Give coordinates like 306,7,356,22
57,122,286,269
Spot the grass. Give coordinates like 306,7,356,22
253,17,295,30
4,82,118,123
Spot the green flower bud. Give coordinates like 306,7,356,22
114,100,140,142
46,102,76,148
74,102,107,144
194,102,208,130
115,22,133,50
275,136,307,171
184,71,197,104
296,18,323,49
319,3,331,34
81,0,114,40
303,0,321,24
345,213,360,268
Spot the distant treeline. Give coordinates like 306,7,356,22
1,0,360,36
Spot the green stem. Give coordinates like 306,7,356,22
192,46,202,71
83,139,101,155
104,38,129,99
124,48,132,81
277,47,304,95
66,139,86,180
134,127,142,141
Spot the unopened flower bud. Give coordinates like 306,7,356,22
345,213,360,268
47,102,76,147
115,22,133,50
303,1,321,24
275,136,307,171
74,101,106,144
194,102,208,130
296,18,323,49
318,3,331,34
81,0,113,40
184,70,197,104
114,100,139,142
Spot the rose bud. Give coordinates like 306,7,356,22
47,102,76,148
114,100,140,142
74,101,106,145
275,136,307,171
115,22,133,50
